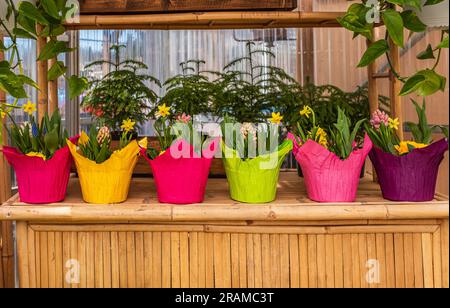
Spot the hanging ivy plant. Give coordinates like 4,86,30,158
338,0,449,97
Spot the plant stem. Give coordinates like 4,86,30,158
432,30,445,71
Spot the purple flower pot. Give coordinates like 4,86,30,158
369,138,448,202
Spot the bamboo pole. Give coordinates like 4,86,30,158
0,34,14,289
48,57,58,115
37,25,48,121
389,38,403,140
64,11,345,30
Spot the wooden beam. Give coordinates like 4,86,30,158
298,0,315,84
389,38,403,140
79,0,298,14
37,25,48,121
367,35,379,183
0,34,14,289
48,57,58,115
65,11,345,30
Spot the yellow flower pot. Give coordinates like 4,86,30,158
68,139,146,204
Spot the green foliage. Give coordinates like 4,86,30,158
328,107,366,159
339,0,447,97
212,42,297,123
295,106,364,160
221,116,282,160
406,99,448,143
157,60,218,117
81,45,161,132
78,127,113,164
7,109,69,159
365,120,399,155
146,117,205,160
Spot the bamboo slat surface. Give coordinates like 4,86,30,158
1,172,448,222
65,11,344,30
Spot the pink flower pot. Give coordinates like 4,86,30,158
1,137,78,204
141,138,219,204
288,133,373,202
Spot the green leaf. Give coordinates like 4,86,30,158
13,28,37,40
417,44,436,59
37,40,74,61
386,0,406,5
50,25,66,37
337,12,373,40
400,69,447,96
404,0,423,11
41,0,61,20
401,10,427,32
68,75,88,99
357,40,389,67
382,9,404,47
424,0,446,6
48,61,67,81
44,128,60,155
19,1,49,25
17,15,37,36
0,41,6,51
437,35,449,48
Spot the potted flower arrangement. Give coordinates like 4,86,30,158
140,104,219,204
367,99,448,201
67,119,146,204
288,106,372,202
221,114,293,203
1,102,75,204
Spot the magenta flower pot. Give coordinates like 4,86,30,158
369,138,448,202
288,133,373,202
141,138,219,204
1,137,78,204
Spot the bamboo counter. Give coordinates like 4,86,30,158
1,172,448,288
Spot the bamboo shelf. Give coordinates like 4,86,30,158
65,11,345,30
1,172,448,223
2,172,448,288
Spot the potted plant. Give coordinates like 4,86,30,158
67,120,146,204
367,99,448,201
288,106,372,202
140,104,219,204
221,115,293,203
81,44,160,137
1,103,76,204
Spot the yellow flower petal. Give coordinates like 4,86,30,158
26,152,47,160
79,131,90,146
23,101,37,116
269,112,283,124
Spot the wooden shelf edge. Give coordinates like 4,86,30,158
65,11,346,30
1,198,448,223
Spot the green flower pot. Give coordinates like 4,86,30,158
222,140,293,203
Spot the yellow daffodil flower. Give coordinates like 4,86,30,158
121,119,136,132
269,112,283,124
316,127,328,149
23,101,37,116
1,111,6,119
388,117,400,130
26,152,46,160
395,141,428,155
156,104,170,118
79,131,90,146
300,106,312,118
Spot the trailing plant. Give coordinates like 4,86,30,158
365,99,448,155
0,0,87,123
156,59,218,118
145,104,205,160
6,101,68,159
82,44,161,132
221,114,282,160
294,106,365,160
338,0,448,97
